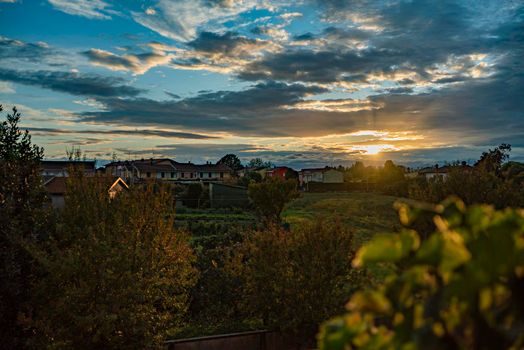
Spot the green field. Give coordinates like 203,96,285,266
283,192,401,246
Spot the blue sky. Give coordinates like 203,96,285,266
0,0,523,168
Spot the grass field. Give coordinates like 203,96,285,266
283,192,401,246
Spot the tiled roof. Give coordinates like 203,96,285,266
41,160,96,171
44,177,67,194
300,167,336,173
44,176,128,195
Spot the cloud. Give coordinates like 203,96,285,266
0,36,53,63
239,0,519,91
79,81,372,137
0,81,15,93
82,48,172,74
0,68,144,97
26,127,219,140
47,0,114,20
132,0,277,42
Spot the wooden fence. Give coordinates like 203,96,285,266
165,330,313,350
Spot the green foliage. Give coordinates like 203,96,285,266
247,157,273,168
0,105,50,348
237,170,263,187
28,177,197,349
182,183,206,208
409,165,524,209
248,177,299,224
230,221,368,343
217,154,242,172
318,197,524,350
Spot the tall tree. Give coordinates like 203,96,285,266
0,106,50,349
217,154,243,172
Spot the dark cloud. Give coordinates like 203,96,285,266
78,82,374,137
187,31,259,55
0,37,54,63
0,68,143,97
27,127,218,140
239,1,519,87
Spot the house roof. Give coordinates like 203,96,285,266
133,162,175,172
44,176,67,194
418,165,472,174
193,163,231,172
44,176,129,195
41,160,96,171
104,158,231,174
300,167,338,173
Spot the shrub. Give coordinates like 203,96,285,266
248,177,299,224
28,177,197,349
230,221,368,345
318,197,524,350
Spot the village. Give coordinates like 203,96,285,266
41,156,469,209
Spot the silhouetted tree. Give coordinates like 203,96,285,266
475,143,511,173
217,154,243,172
247,157,273,168
0,106,50,349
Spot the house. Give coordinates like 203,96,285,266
237,166,270,179
41,160,96,177
299,167,344,186
418,164,472,180
44,176,129,209
266,166,296,179
104,158,231,183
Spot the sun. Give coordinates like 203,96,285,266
363,145,383,155
356,144,396,155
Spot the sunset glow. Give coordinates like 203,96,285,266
0,0,522,167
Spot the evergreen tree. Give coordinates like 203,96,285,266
0,106,50,349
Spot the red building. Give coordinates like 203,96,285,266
266,166,294,179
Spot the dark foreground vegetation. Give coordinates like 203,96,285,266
2,106,524,349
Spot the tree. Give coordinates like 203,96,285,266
318,197,524,350
247,158,273,168
408,145,524,208
229,221,368,347
248,177,299,224
28,177,197,349
475,143,511,173
237,171,263,187
217,154,243,172
0,106,50,349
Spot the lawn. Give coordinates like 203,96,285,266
282,192,402,246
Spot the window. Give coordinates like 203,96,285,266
209,172,212,178
146,172,151,178
182,173,185,178
161,172,165,178
190,173,194,178
171,172,175,178
200,172,203,178
220,172,224,178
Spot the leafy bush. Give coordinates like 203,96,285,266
27,177,198,349
318,197,524,350
248,177,299,224
230,221,368,345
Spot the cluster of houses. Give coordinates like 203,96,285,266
40,158,348,208
41,157,466,209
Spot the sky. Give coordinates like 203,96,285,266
0,0,523,168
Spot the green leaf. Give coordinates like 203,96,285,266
354,230,419,267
